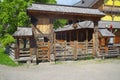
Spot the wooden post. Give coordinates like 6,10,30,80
15,38,20,59
53,33,56,61
74,41,77,60
48,41,50,61
64,41,67,60
29,37,32,58
93,20,99,57
86,30,88,54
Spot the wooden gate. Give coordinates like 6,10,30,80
36,42,50,63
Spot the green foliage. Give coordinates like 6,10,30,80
0,0,32,47
54,19,67,29
0,48,18,66
0,34,15,47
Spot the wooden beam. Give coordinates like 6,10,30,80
28,11,102,21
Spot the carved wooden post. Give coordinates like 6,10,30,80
93,20,99,57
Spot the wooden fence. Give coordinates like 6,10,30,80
6,42,120,62
99,45,120,58
5,45,15,59
55,41,93,60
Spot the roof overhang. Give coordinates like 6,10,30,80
27,4,105,20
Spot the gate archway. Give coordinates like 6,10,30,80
27,3,105,62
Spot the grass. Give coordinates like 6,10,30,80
0,48,18,66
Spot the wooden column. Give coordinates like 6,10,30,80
53,33,56,61
93,20,99,57
86,30,88,54
15,38,20,59
74,41,77,60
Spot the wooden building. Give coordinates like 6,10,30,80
13,3,105,62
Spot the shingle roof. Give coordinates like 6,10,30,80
27,3,105,16
74,0,99,7
13,27,33,37
55,21,93,32
99,29,115,37
55,21,120,32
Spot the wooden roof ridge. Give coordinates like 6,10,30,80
27,3,105,17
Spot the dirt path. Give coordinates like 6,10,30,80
0,59,120,80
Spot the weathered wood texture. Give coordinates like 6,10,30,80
55,41,93,60
36,42,50,62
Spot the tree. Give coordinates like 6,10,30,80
0,0,32,47
53,19,67,29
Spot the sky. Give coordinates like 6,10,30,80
57,0,81,5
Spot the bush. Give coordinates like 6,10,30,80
0,34,15,47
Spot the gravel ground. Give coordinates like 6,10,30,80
0,59,120,80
